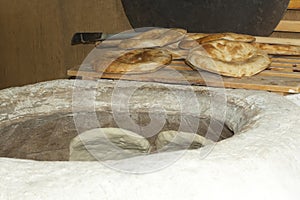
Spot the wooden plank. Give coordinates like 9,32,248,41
271,57,300,64
168,62,300,73
255,36,300,46
258,70,300,78
268,66,300,73
168,60,300,73
271,62,299,68
275,20,300,32
67,65,300,94
288,0,300,9
166,63,300,78
268,67,294,73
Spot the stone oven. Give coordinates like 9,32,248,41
0,79,300,199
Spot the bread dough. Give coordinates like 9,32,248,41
155,130,214,151
69,128,151,161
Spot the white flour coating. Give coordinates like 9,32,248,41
286,93,300,107
0,80,300,200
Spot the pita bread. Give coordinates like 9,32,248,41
196,40,259,62
186,42,271,77
93,48,172,74
253,43,300,55
185,33,210,40
179,32,255,50
197,32,256,44
119,28,187,49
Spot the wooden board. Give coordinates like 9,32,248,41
288,0,300,9
68,55,300,94
0,0,131,89
254,36,300,46
275,20,300,32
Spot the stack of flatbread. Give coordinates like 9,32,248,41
92,29,300,77
93,28,186,74
185,34,271,77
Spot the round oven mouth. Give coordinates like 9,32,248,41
0,112,235,161
0,80,261,162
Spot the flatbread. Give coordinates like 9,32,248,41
164,41,189,59
164,47,189,60
119,28,187,49
179,32,255,50
178,33,209,49
196,40,259,62
93,48,172,74
184,33,210,40
197,32,256,44
253,43,300,55
186,43,271,77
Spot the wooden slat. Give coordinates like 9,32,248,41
275,20,300,32
255,36,300,46
258,70,300,78
270,62,299,69
269,67,294,73
271,57,300,64
67,58,300,94
169,60,300,72
168,62,300,73
288,0,300,9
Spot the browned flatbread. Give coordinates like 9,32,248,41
195,40,259,62
186,41,271,78
179,32,255,50
119,28,187,49
253,43,300,55
198,32,256,44
184,33,210,40
93,48,172,74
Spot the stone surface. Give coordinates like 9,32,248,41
0,79,300,199
69,128,150,161
155,130,214,151
286,93,300,107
